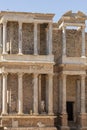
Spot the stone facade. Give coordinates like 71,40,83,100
0,10,87,130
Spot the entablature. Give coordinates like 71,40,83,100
0,54,54,64
0,11,55,24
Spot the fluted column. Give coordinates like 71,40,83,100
48,74,53,115
80,75,86,113
62,26,66,56
81,26,85,57
34,23,38,55
18,73,23,114
3,21,7,54
48,23,52,55
2,73,8,115
33,73,38,115
18,22,22,54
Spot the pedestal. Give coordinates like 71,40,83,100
77,113,87,130
58,113,69,130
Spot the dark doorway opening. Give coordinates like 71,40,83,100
67,102,74,121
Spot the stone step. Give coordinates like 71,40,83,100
5,127,57,130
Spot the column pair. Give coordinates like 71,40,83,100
62,25,86,57
1,72,23,115
33,73,53,115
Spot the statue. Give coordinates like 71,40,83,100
41,100,45,113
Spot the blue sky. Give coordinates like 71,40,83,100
0,0,87,22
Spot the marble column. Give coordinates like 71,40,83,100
81,26,85,57
3,21,7,54
18,73,23,114
34,23,38,55
48,23,52,55
0,24,2,48
62,26,66,56
0,75,2,113
46,28,49,54
33,73,38,115
58,78,62,113
38,75,41,113
62,74,67,113
48,74,53,115
76,79,81,114
80,75,86,113
18,22,22,54
2,73,7,115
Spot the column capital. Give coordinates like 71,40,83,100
3,20,7,25
48,73,54,77
2,72,8,76
48,22,52,26
81,25,85,29
60,74,67,79
62,25,66,30
34,22,38,25
18,21,22,26
33,73,39,78
18,72,23,77
80,74,86,79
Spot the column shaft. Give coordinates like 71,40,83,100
62,26,66,56
48,23,52,55
48,74,53,115
62,74,67,113
76,79,81,113
3,22,7,54
81,27,85,57
33,73,38,114
80,75,86,113
18,73,23,114
59,78,62,113
0,24,2,48
2,73,7,115
0,75,2,112
18,22,22,54
34,23,38,55
38,75,41,113
46,28,49,54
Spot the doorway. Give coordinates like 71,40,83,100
67,102,74,121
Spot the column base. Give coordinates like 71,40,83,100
33,113,39,115
58,126,69,130
59,113,68,126
34,53,38,55
81,56,86,58
78,127,87,130
18,112,23,115
77,113,87,128
1,113,8,116
18,53,23,55
2,52,8,55
48,112,54,116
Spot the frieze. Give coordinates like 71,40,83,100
5,64,53,73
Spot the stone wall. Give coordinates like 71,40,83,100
22,23,34,54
